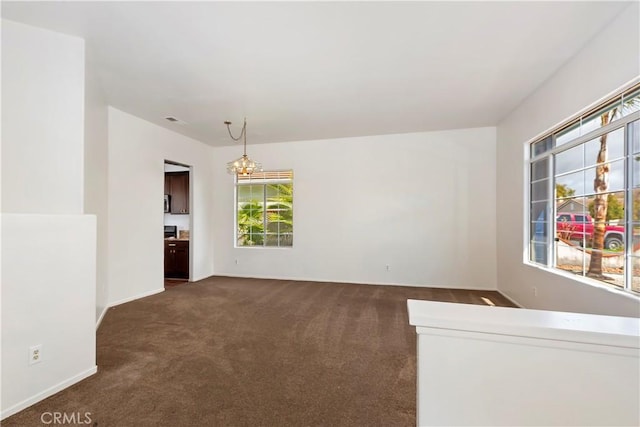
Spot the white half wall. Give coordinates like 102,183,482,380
212,127,497,289
408,300,640,426
1,20,84,214
107,108,214,305
496,3,640,316
1,215,97,419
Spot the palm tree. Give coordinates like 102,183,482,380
237,184,293,246
237,201,264,246
587,98,639,277
265,184,293,246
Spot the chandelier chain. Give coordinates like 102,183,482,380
225,117,261,176
225,118,247,148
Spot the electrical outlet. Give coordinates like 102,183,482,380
29,345,42,365
532,286,538,297
385,265,390,272
234,259,239,265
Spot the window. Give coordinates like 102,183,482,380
528,84,640,294
236,170,293,247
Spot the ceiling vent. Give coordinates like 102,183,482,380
165,116,187,125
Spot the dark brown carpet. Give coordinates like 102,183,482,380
4,276,515,426
165,278,188,288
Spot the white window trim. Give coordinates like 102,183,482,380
234,170,294,249
523,79,640,296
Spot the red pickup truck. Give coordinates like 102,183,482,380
556,212,625,250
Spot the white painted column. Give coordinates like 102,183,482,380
407,300,640,426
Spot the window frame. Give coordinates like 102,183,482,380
234,170,294,249
525,82,640,296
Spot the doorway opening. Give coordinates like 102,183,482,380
164,160,192,288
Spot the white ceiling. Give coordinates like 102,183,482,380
1,1,632,147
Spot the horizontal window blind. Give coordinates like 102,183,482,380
237,170,293,183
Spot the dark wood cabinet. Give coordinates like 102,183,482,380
165,171,189,214
164,240,189,279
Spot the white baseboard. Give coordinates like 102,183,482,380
497,290,524,308
1,366,97,420
212,273,499,292
107,287,164,308
96,288,164,329
96,306,108,329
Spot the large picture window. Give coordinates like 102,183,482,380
528,84,640,294
236,170,293,247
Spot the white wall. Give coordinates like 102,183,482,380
107,108,214,305
212,127,497,289
496,3,640,316
1,215,97,419
1,20,84,214
85,56,110,324
164,213,190,233
1,20,97,418
165,164,189,172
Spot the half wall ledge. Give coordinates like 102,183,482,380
407,299,640,426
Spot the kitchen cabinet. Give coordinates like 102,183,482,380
165,171,189,214
164,240,189,279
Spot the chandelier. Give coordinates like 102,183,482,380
225,118,262,176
